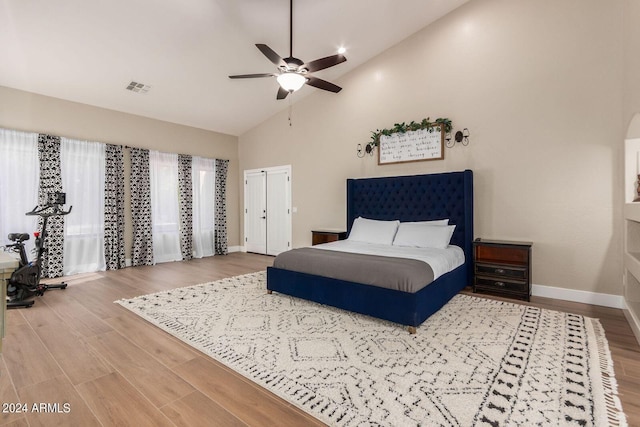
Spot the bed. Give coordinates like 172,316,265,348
266,170,474,333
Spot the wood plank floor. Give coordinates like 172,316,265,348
1,253,638,426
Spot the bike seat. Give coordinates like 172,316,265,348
8,233,30,242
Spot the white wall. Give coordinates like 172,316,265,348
239,0,627,296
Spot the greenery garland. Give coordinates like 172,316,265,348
366,117,452,152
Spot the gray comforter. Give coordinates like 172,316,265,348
272,247,435,293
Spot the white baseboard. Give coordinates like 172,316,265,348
532,283,625,309
125,248,244,266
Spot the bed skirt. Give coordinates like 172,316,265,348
266,264,468,329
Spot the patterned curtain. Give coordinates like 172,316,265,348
104,144,126,269
130,148,154,266
37,134,65,278
178,154,193,260
214,159,229,255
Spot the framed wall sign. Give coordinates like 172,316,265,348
378,123,444,165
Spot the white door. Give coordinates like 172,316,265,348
266,168,290,255
244,171,267,254
244,166,291,256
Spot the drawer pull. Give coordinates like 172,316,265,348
494,268,506,274
494,281,505,287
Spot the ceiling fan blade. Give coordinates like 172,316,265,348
301,54,346,73
306,76,342,93
228,73,275,79
276,87,290,100
256,44,287,68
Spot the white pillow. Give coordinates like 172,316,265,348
393,223,456,249
348,217,400,245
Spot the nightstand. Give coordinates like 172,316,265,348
473,238,532,301
311,229,347,246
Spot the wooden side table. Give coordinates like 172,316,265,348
311,229,347,246
473,238,532,301
0,253,19,353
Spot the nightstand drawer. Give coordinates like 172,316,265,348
475,277,529,294
475,263,528,280
475,245,529,265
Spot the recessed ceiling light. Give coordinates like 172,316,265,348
337,47,346,54
125,81,151,94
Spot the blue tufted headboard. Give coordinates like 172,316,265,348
346,170,474,277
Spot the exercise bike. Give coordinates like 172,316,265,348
5,192,72,308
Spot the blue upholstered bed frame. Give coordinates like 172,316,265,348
266,170,474,331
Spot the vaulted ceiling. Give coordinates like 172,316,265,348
0,0,469,136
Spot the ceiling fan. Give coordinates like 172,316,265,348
228,0,347,100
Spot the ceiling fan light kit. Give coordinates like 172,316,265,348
277,72,307,92
229,0,346,100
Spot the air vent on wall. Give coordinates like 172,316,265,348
125,81,151,94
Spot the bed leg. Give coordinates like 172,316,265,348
407,326,417,334
267,290,272,294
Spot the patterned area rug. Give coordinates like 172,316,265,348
115,272,627,426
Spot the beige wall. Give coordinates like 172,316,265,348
0,85,240,255
239,0,627,296
624,0,640,138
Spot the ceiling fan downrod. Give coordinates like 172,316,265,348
289,0,293,59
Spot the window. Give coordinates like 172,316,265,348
0,129,39,256
61,138,106,274
150,150,182,263
192,156,216,258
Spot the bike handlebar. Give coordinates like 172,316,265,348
26,204,73,217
